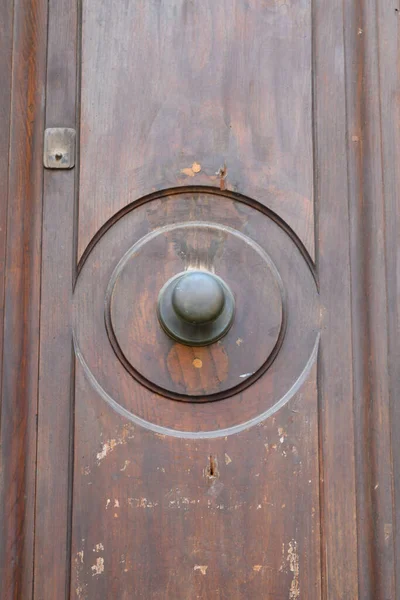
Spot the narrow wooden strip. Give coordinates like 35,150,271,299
376,4,400,597
0,0,48,597
344,1,397,597
33,0,78,598
0,0,14,410
314,0,359,596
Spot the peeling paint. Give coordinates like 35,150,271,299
91,557,104,576
224,453,232,465
194,565,208,575
287,540,300,599
253,565,262,572
181,162,201,177
75,549,87,599
120,460,131,471
114,499,120,508
236,337,243,346
96,424,134,465
93,543,104,553
128,497,159,509
279,543,286,573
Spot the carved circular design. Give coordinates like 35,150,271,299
105,222,284,399
73,188,319,437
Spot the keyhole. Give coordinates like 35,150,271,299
55,152,63,161
206,455,218,479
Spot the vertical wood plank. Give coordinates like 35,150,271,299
377,4,400,596
0,0,48,597
34,0,78,598
344,1,397,597
314,1,359,597
0,0,14,412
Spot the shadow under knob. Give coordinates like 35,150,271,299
157,270,235,346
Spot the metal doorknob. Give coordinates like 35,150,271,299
157,271,235,346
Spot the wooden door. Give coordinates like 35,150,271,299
1,1,399,599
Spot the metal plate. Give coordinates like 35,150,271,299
43,128,76,169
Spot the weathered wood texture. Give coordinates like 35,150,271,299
0,0,48,597
77,0,315,261
33,0,79,598
344,3,398,598
314,1,359,596
1,1,399,599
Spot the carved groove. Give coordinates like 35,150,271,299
104,221,287,402
76,186,318,288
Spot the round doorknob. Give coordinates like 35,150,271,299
157,270,235,346
172,272,225,324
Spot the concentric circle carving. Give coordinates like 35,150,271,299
104,221,285,400
73,188,319,437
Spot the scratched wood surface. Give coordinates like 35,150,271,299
1,1,399,599
77,0,314,261
0,0,48,597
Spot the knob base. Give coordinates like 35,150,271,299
157,271,235,346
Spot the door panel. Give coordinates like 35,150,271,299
78,0,314,261
1,1,399,599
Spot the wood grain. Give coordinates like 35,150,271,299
377,4,400,597
344,2,396,597
314,1,359,597
2,0,398,598
78,0,314,261
33,0,78,598
0,0,48,597
73,191,319,437
70,362,320,600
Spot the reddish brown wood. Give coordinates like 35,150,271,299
73,190,318,436
0,0,13,407
33,0,79,598
313,1,360,597
77,0,315,262
1,1,399,599
70,364,320,599
0,0,48,597
344,3,396,597
377,4,400,597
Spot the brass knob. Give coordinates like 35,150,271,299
157,271,235,346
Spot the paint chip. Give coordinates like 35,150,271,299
192,358,203,368
287,540,300,599
91,557,104,576
194,565,208,575
224,453,232,465
96,425,134,465
236,338,243,346
192,162,201,173
93,543,104,553
253,565,262,572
